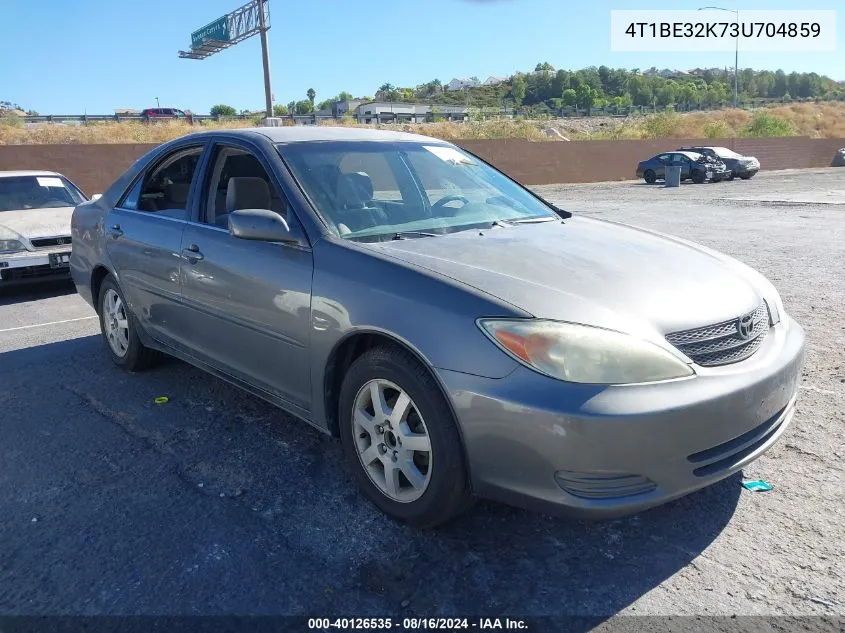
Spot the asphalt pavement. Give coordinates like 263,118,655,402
0,169,842,625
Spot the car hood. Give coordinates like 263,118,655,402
367,217,763,342
0,207,74,241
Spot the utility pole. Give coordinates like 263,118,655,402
156,96,160,108
258,0,273,118
699,6,739,108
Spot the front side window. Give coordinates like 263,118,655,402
120,146,202,220
0,175,86,212
202,146,289,229
279,141,557,241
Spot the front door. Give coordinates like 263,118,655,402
104,144,205,345
178,142,314,412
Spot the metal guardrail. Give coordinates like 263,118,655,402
15,98,817,125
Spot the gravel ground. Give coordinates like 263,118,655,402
0,169,842,625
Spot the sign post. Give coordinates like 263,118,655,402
178,0,274,119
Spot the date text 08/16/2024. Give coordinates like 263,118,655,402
307,617,528,630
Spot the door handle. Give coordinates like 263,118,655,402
181,244,204,262
109,223,123,238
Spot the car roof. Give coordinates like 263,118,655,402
0,170,65,178
178,126,450,145
669,151,703,159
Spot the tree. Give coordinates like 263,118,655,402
273,104,289,116
210,104,237,116
295,99,313,115
561,89,577,107
511,75,527,105
306,88,316,105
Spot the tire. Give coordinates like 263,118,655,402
643,170,657,184
692,170,707,184
97,276,158,372
740,173,754,180
338,346,472,528
727,172,736,181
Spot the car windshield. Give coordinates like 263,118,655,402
278,141,558,241
0,175,86,212
711,147,743,159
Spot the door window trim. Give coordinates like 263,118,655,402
115,142,209,220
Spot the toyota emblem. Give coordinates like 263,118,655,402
737,315,755,339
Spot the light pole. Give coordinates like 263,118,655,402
155,96,160,108
699,6,739,108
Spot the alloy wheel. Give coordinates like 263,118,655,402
102,288,130,358
351,379,432,503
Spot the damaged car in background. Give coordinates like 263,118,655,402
679,146,761,180
636,151,731,184
0,170,87,287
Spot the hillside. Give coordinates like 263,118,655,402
1,103,843,145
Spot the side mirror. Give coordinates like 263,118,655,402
91,193,102,201
228,208,300,244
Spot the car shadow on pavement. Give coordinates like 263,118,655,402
0,279,76,306
0,335,743,622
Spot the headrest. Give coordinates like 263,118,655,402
335,172,374,209
165,182,190,204
226,177,271,213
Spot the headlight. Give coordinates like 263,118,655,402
478,319,695,385
0,239,25,253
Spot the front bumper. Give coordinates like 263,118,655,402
438,316,805,519
0,248,73,285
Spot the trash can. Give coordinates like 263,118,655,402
665,165,682,188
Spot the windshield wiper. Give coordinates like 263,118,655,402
391,231,439,240
509,216,559,224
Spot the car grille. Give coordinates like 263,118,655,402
30,236,72,248
665,303,770,367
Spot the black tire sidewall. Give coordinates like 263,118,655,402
338,347,469,527
644,170,656,184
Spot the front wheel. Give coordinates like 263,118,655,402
692,170,707,184
98,276,158,371
643,169,657,184
740,173,754,180
338,346,472,528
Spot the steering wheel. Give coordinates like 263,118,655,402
431,195,470,214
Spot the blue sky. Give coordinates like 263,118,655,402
2,0,841,114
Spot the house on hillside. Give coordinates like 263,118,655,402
483,76,505,86
445,77,481,91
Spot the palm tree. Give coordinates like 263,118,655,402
306,88,316,105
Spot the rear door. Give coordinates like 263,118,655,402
104,142,208,346
177,138,314,412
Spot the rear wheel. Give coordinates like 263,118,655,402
338,346,472,528
692,170,707,184
98,276,157,371
643,170,657,184
727,172,736,181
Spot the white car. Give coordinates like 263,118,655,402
0,170,88,287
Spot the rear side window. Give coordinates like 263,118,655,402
119,146,203,220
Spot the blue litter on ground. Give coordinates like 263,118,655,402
742,479,773,492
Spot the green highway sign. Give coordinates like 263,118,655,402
191,16,230,49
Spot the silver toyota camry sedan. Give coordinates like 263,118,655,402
70,127,805,527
